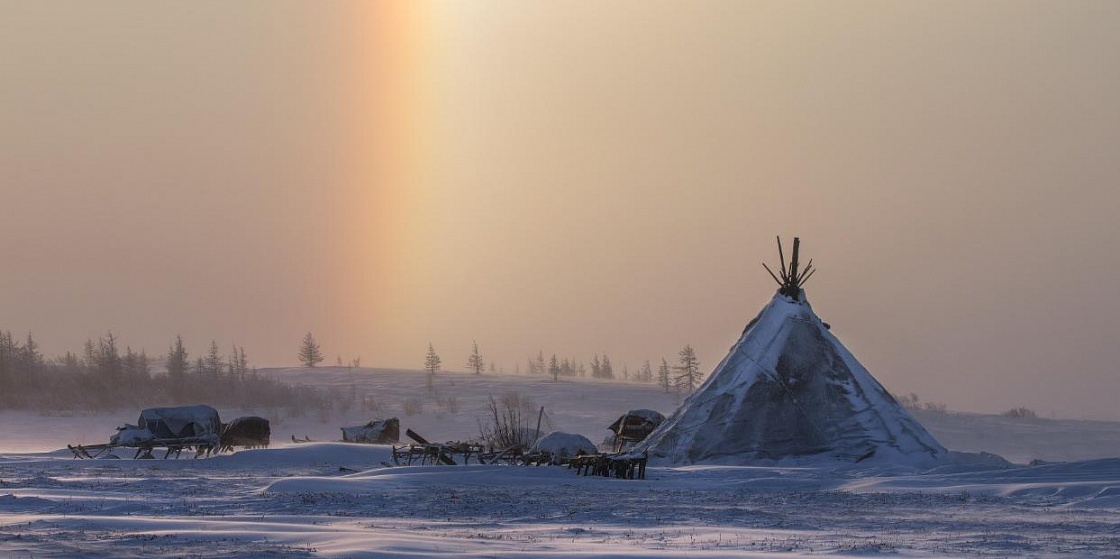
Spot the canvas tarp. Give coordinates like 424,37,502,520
137,405,222,443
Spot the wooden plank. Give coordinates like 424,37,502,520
405,429,430,445
789,237,800,281
776,236,787,282
405,429,456,465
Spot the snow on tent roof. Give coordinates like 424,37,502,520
638,238,949,468
137,405,222,440
608,409,665,432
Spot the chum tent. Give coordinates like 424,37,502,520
639,238,948,467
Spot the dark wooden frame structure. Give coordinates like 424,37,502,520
762,236,815,301
568,451,648,480
68,437,218,460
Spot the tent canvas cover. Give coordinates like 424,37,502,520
639,239,948,468
641,293,947,467
137,405,222,442
341,418,400,444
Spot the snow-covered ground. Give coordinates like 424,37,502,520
2,444,1119,557
2,367,1119,557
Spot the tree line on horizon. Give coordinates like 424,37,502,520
405,340,705,397
0,330,336,414
296,332,706,396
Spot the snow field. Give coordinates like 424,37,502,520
3,367,1120,557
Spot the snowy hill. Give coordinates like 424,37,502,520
3,366,1120,557
259,365,681,446
913,409,1120,464
2,365,1118,464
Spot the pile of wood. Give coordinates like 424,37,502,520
391,429,487,465
389,429,647,480
390,429,565,467
762,236,815,301
568,450,648,480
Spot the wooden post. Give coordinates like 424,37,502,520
776,236,788,282
789,237,800,281
406,429,456,465
535,406,544,442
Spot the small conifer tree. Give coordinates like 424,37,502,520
298,332,324,368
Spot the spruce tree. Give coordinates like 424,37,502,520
424,343,441,390
205,340,224,379
298,332,324,368
674,345,702,395
98,332,122,384
0,331,14,393
238,347,249,377
124,346,138,381
137,349,150,380
166,336,190,385
22,332,41,387
466,341,485,375
657,358,671,393
229,345,240,379
83,338,97,372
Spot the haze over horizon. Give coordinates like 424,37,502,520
2,2,1119,420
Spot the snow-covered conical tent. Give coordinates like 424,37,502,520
640,238,948,467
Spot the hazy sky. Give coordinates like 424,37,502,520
2,2,1119,419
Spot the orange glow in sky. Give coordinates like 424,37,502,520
2,2,1120,419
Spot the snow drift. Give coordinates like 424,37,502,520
531,431,597,463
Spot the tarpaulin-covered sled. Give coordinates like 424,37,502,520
69,405,223,459
219,416,271,452
340,417,400,444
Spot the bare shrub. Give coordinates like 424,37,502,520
922,401,948,414
362,395,385,415
403,397,424,416
894,391,947,414
266,410,286,430
477,392,539,450
316,404,332,423
894,392,921,410
437,396,460,414
1001,407,1037,418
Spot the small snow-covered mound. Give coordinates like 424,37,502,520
111,426,154,446
531,431,597,463
841,457,1120,508
209,443,392,470
0,493,56,512
948,451,1015,469
625,409,665,424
